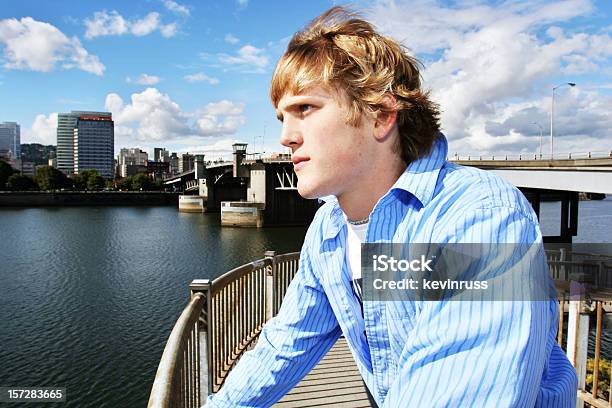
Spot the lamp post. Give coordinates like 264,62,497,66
532,122,543,159
550,82,576,159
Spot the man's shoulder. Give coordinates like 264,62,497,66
436,161,537,223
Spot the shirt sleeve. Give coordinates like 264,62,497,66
205,241,342,407
381,206,577,407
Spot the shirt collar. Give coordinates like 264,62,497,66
389,132,448,207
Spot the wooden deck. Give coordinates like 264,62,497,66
274,337,373,407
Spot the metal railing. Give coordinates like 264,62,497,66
147,251,300,408
450,151,612,161
147,293,204,408
149,249,612,408
547,249,612,408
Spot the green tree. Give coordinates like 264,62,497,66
115,177,133,191
131,173,153,191
7,174,38,191
87,174,106,191
0,160,15,190
35,166,69,190
72,169,101,190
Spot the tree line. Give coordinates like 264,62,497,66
0,161,164,191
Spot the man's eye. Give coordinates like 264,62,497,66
298,104,313,113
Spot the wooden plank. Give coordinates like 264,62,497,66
296,376,365,387
283,380,365,395
281,385,370,401
274,338,373,407
276,393,371,407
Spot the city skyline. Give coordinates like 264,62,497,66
0,0,611,159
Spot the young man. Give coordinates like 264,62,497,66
206,6,577,407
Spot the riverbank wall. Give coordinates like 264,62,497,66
0,191,179,207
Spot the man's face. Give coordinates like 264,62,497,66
276,86,375,200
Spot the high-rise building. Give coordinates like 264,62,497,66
154,147,170,163
169,153,179,175
0,122,21,160
57,111,113,177
118,148,148,177
178,153,195,173
73,114,114,178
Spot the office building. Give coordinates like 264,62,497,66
57,111,114,177
73,114,114,178
147,161,170,179
21,162,36,177
169,153,179,175
0,122,20,160
154,147,170,163
178,153,195,173
118,148,148,178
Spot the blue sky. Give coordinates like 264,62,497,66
1,0,611,159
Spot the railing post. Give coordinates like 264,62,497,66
264,251,277,322
560,248,567,280
567,291,589,408
190,279,212,401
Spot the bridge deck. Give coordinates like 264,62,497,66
274,337,373,407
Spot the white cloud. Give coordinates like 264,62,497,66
164,0,190,17
160,23,178,38
176,139,239,160
184,72,219,84
84,10,177,39
84,11,128,39
131,12,161,36
202,100,245,116
237,0,249,11
127,73,161,85
367,0,612,154
0,17,105,75
104,88,246,141
224,33,239,44
196,100,246,136
218,44,269,73
22,113,58,145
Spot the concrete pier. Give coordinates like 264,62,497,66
220,201,264,227
178,195,205,213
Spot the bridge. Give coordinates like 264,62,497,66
451,151,612,195
161,144,611,239
162,146,318,226
147,249,612,408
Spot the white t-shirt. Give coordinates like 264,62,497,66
345,221,368,302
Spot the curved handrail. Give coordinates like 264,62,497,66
148,293,204,408
148,251,301,407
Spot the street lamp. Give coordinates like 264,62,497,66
532,122,543,159
550,82,576,159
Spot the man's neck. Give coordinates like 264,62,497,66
338,157,407,222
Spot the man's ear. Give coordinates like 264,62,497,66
373,94,398,142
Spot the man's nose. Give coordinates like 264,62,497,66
279,120,302,150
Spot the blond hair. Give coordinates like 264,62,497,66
270,6,440,164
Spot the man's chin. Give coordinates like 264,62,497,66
297,183,323,200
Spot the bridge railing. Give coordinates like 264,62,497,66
547,248,612,408
147,251,300,408
451,150,612,161
150,249,612,408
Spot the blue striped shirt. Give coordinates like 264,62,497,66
206,134,577,407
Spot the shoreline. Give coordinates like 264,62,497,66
0,191,179,207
